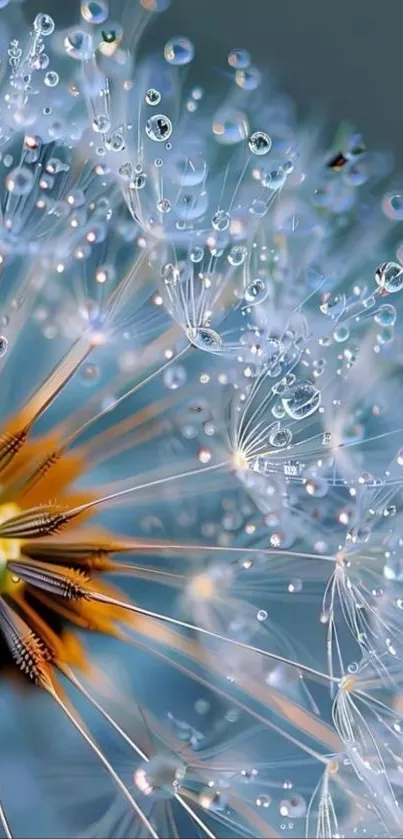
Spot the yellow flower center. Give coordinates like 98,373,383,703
0,503,23,596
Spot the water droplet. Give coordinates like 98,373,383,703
257,609,268,622
0,337,8,357
163,365,187,389
190,246,204,263
44,71,59,88
248,131,272,156
34,13,55,36
131,172,147,189
92,114,111,134
145,88,161,106
187,327,222,352
213,108,249,145
33,53,50,71
228,48,251,69
212,210,230,231
228,245,247,266
81,0,109,23
164,36,194,66
280,796,306,818
374,304,396,326
375,261,403,294
333,324,349,343
382,192,403,221
6,167,34,196
255,795,271,808
244,277,268,304
281,381,321,420
235,65,261,90
157,198,171,213
320,292,346,318
262,167,286,190
145,114,173,142
64,28,93,60
268,424,292,448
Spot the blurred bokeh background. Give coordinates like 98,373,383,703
23,0,403,165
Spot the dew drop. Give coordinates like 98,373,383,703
248,131,272,156
281,381,321,420
164,36,194,66
0,337,8,358
268,424,292,448
34,13,55,36
187,326,222,352
228,48,251,69
64,28,93,60
212,209,230,231
145,88,161,106
244,277,268,304
44,71,59,88
6,166,34,196
235,65,261,90
81,0,109,23
190,246,204,263
375,261,403,294
228,245,247,266
145,114,173,142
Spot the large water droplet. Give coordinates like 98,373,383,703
187,326,222,352
281,380,321,420
145,114,173,142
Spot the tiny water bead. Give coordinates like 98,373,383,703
92,114,111,134
145,114,173,142
145,88,161,106
44,71,59,88
248,131,272,156
164,36,194,66
228,48,251,69
212,209,230,231
190,246,204,263
34,13,55,36
375,261,403,294
228,244,248,266
81,0,109,24
0,337,8,358
244,278,268,304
